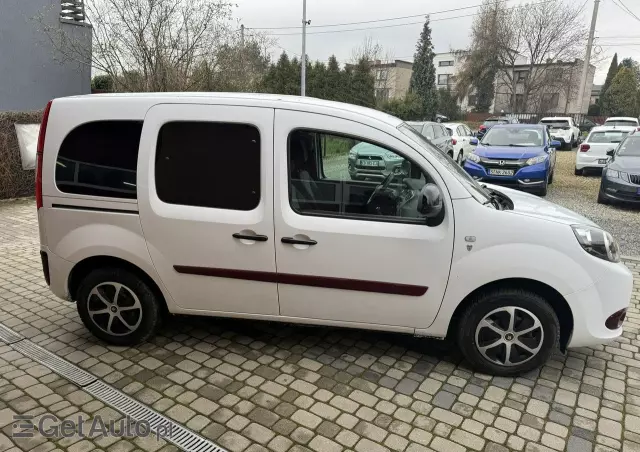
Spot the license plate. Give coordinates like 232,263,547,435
598,158,608,164
359,160,380,167
488,169,514,176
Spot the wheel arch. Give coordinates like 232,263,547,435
446,277,573,352
68,255,169,316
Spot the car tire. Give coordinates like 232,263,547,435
571,135,576,148
76,267,162,346
597,190,609,205
456,151,464,165
537,178,548,196
456,288,559,376
548,170,554,184
574,168,583,176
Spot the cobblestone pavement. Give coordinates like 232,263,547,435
1,198,640,452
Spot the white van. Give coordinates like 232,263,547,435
36,93,632,376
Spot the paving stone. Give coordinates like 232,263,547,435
567,435,593,452
432,391,456,410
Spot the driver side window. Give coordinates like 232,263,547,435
288,129,441,224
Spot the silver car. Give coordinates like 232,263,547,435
407,121,455,157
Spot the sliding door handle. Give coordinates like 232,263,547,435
281,237,317,246
233,233,268,242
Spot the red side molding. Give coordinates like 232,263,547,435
173,266,428,297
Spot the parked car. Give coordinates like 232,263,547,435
348,141,404,181
575,126,634,175
434,113,449,123
407,121,454,157
444,122,476,165
477,116,519,140
465,124,558,196
578,117,600,134
598,132,640,204
36,93,632,376
603,116,640,130
539,117,580,149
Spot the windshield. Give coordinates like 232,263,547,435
540,120,570,129
484,119,508,126
482,127,543,147
588,131,629,144
604,120,638,127
398,123,492,205
617,136,640,156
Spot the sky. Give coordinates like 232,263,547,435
235,0,640,85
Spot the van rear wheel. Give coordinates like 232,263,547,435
76,268,161,345
457,288,559,376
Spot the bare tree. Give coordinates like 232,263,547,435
350,36,396,106
37,0,272,92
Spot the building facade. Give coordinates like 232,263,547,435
0,0,92,112
370,60,414,103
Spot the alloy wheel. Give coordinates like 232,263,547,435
87,282,143,336
475,306,544,366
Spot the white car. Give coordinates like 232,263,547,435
576,126,635,175
444,122,476,165
603,116,640,130
539,117,580,149
36,93,632,376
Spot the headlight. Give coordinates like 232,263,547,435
606,169,629,182
467,153,481,163
572,225,620,262
385,152,402,160
526,155,548,166
349,149,358,158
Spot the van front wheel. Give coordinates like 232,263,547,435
457,288,559,376
76,268,161,345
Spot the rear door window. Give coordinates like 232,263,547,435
155,121,260,210
56,121,142,199
433,126,445,139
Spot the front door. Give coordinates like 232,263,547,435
137,104,279,315
273,109,455,329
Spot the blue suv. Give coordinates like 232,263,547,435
464,124,560,196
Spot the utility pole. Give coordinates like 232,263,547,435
301,0,308,96
577,0,599,114
240,24,245,47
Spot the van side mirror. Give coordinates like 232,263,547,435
607,149,615,157
469,138,479,145
418,184,443,219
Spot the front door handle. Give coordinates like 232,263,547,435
281,237,317,246
233,233,268,242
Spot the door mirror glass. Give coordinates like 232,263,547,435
550,140,562,148
607,149,615,156
417,184,444,219
469,138,479,145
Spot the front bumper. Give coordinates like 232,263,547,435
576,153,609,170
565,260,633,348
600,177,640,203
464,160,548,188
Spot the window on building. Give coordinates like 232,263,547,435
56,121,142,199
375,69,389,81
515,70,529,83
375,88,390,102
468,95,477,106
515,94,524,112
439,61,454,67
438,74,451,85
60,0,86,22
541,93,560,109
155,122,261,210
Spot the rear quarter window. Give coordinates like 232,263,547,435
55,121,142,199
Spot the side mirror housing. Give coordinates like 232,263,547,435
417,183,444,219
550,140,562,148
469,138,479,145
606,149,615,157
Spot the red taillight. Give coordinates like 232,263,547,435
452,138,457,145
36,100,53,210
479,125,486,131
580,144,590,152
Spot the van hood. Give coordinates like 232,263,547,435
485,184,599,227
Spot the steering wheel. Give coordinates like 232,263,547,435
366,171,396,206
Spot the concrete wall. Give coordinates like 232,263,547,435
0,0,91,112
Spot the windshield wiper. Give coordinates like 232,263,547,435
507,144,531,147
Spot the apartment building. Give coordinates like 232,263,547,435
370,60,414,102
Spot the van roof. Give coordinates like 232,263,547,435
62,92,403,127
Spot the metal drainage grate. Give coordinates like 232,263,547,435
86,381,226,452
0,324,23,344
11,340,96,387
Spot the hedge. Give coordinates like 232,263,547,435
0,110,42,199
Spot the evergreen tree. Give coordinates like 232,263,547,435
410,16,437,119
602,68,638,116
325,56,343,102
349,58,376,107
600,53,618,101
